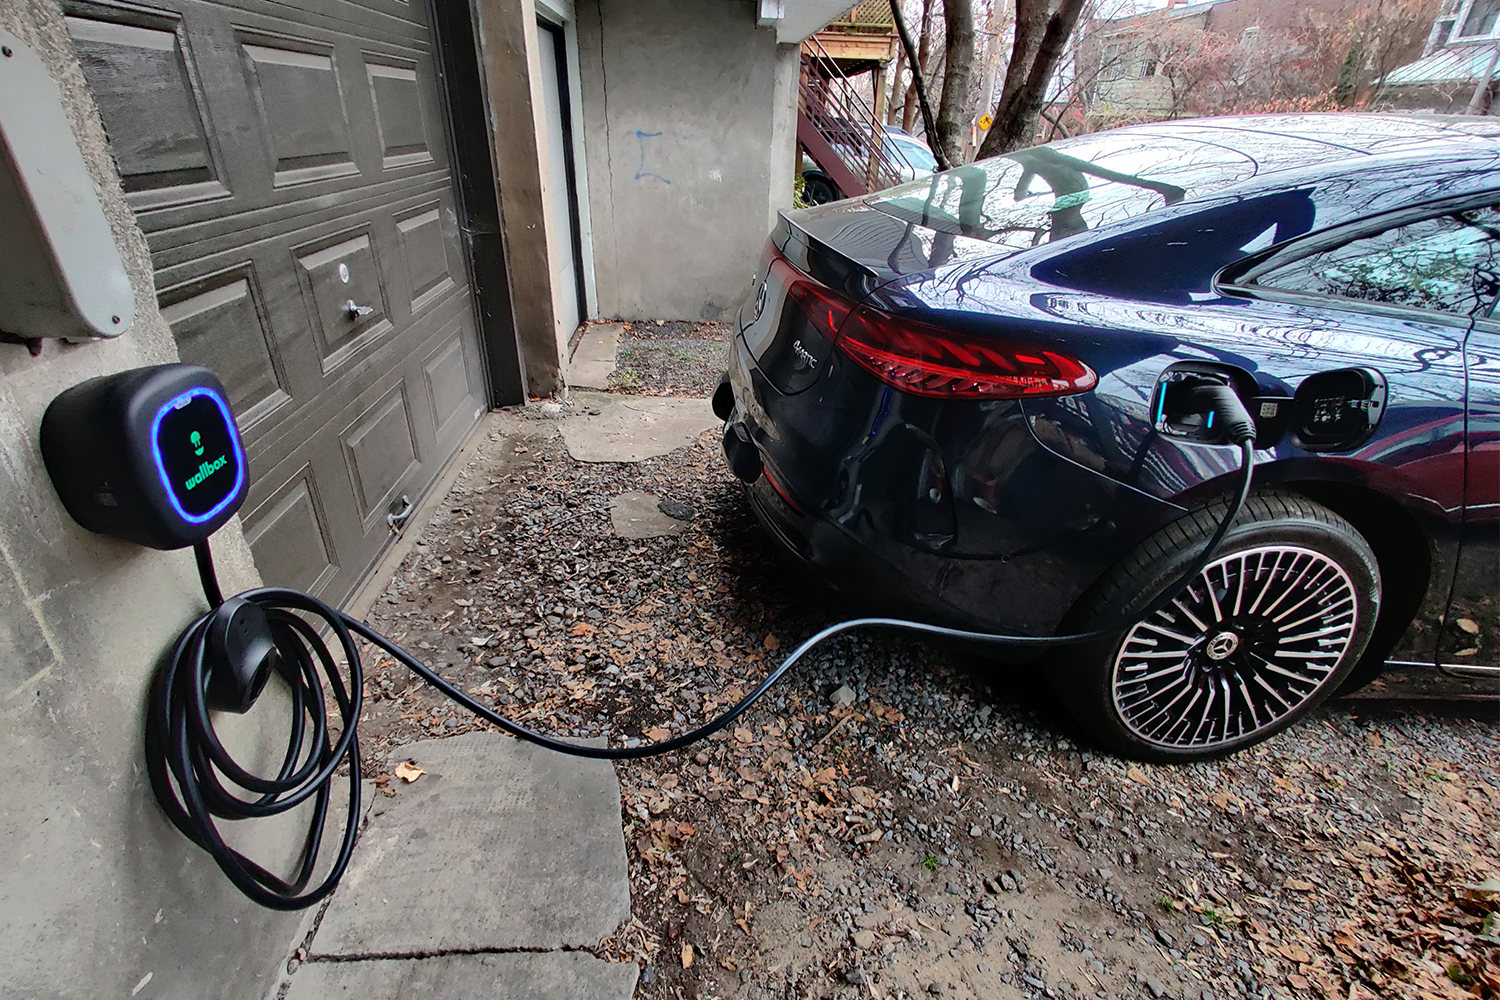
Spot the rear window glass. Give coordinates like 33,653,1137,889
868,133,1260,251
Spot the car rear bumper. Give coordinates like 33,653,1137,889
722,330,1187,636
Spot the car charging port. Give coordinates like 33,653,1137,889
1155,365,1261,446
1290,366,1386,452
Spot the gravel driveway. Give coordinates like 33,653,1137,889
360,396,1498,1000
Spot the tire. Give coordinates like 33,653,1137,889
802,173,840,205
1051,493,1381,763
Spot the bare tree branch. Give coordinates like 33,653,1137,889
891,0,951,169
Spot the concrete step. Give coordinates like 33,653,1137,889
284,953,637,999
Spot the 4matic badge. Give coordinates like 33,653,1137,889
792,340,818,370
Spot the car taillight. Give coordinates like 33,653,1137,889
779,261,853,343
835,307,1097,399
777,252,1095,400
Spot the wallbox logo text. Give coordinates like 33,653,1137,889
184,455,228,491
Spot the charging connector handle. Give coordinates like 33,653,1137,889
147,440,1255,910
1183,383,1257,445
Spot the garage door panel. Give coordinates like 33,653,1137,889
365,56,433,170
227,287,474,490
242,465,339,595
158,262,291,429
341,382,420,523
396,202,456,312
236,30,360,188
292,226,393,372
64,7,231,215
144,167,450,256
422,331,479,443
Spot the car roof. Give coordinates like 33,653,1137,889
1130,113,1500,161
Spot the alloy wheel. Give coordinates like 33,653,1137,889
1111,545,1360,751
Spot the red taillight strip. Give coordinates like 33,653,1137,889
840,338,1094,399
772,249,1095,400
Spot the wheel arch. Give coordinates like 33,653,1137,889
1264,479,1431,674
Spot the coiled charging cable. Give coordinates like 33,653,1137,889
146,415,1256,909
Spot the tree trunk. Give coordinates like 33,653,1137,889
933,0,975,167
976,0,1087,159
903,0,937,132
887,24,908,124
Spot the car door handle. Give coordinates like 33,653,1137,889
344,299,375,320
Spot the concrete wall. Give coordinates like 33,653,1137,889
0,3,304,997
577,0,800,322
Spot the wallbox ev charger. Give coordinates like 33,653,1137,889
41,363,1260,910
41,365,246,549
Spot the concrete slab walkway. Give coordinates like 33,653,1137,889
559,390,717,463
566,323,622,389
282,733,637,999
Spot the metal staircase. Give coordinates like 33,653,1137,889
798,35,908,199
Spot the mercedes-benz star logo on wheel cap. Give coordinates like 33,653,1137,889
1205,632,1240,660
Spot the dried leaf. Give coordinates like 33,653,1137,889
680,943,694,968
569,622,596,637
514,445,529,454
1457,617,1480,634
764,634,780,651
1127,765,1152,786
1284,877,1317,892
644,727,672,742
394,760,425,783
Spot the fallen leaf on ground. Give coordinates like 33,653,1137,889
764,634,780,651
680,943,694,968
644,727,672,741
1284,877,1317,892
1457,618,1480,634
394,760,425,782
1127,765,1151,786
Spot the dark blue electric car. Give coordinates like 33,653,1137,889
716,114,1500,762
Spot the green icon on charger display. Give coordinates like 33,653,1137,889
191,430,203,456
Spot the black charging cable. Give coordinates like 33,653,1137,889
145,400,1257,909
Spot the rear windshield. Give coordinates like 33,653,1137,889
868,132,1265,252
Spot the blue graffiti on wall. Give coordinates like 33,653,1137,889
634,130,670,184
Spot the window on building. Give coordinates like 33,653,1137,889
1433,16,1458,41
1249,205,1500,318
1461,0,1500,37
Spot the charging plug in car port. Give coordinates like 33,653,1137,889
1154,365,1266,446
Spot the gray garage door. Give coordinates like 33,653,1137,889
66,0,489,602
